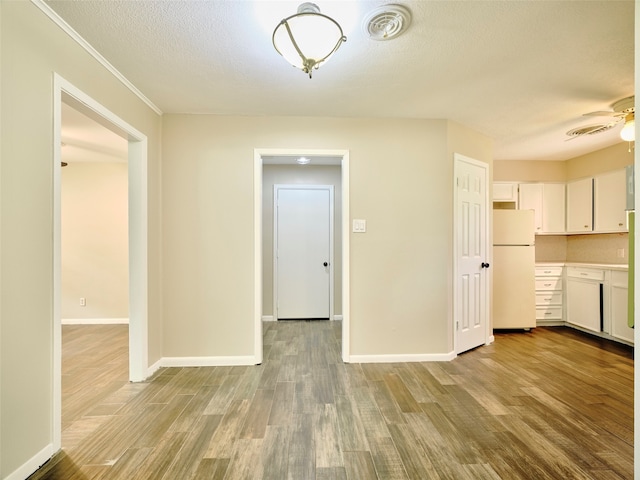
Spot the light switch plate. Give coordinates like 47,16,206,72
353,219,366,233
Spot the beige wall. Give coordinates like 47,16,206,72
494,142,633,183
1,2,162,477
493,160,566,182
61,162,129,319
566,141,633,179
262,165,342,318
162,115,492,358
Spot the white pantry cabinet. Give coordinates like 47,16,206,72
566,178,593,233
594,169,627,232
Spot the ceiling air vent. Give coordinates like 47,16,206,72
566,123,616,138
363,4,412,41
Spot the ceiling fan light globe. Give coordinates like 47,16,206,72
620,119,635,142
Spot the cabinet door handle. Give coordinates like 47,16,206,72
543,283,552,287
619,223,624,226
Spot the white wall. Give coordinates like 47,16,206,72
61,162,129,319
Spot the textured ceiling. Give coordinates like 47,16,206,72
46,0,634,161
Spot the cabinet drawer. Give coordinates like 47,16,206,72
536,307,563,320
536,292,562,306
535,278,562,291
535,266,563,277
566,267,604,281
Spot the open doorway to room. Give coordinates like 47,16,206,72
59,100,131,446
254,150,350,363
53,75,149,451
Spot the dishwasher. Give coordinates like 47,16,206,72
566,267,604,333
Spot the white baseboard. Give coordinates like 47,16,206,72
488,335,495,344
333,315,343,321
348,351,456,363
5,443,56,480
146,358,163,379
160,356,259,367
61,318,129,325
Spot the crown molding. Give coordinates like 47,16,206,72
31,0,163,116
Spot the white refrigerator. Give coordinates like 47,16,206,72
493,209,536,329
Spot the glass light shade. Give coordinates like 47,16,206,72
273,3,346,78
620,115,635,142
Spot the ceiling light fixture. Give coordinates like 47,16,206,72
272,2,346,78
296,156,311,165
620,113,635,142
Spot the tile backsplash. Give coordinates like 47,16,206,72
534,235,567,263
535,233,629,265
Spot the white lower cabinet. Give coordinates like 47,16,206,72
609,271,633,343
535,265,563,323
566,275,602,332
564,265,632,344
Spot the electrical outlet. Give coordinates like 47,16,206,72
80,297,86,307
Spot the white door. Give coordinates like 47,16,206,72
454,154,489,354
275,185,333,320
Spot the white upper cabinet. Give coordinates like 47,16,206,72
493,182,519,204
542,183,566,234
566,177,593,233
518,183,543,233
594,169,627,232
518,183,565,234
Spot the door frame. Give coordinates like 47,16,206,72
273,184,335,321
254,149,350,363
53,74,149,449
452,153,491,354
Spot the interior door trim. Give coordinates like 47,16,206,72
254,149,350,363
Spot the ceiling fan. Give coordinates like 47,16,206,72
566,95,635,141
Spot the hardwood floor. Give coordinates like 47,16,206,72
29,322,633,479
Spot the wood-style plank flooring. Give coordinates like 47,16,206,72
29,322,633,479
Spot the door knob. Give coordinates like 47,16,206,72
323,262,328,267
481,262,490,268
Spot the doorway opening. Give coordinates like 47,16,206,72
254,150,350,363
53,74,149,451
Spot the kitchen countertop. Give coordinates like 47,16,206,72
536,261,628,271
